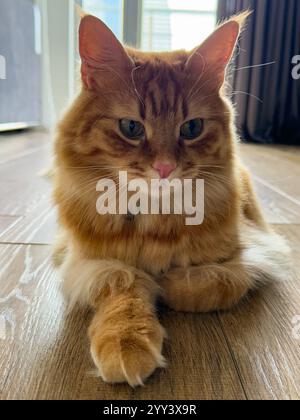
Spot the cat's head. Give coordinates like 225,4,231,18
58,12,248,184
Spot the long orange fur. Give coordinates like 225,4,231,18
52,12,290,386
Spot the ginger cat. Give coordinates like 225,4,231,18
53,12,289,386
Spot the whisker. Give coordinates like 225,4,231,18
186,51,206,100
235,61,276,71
64,165,131,171
231,90,263,104
131,66,145,108
191,164,227,169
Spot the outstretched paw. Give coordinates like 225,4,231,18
89,303,166,386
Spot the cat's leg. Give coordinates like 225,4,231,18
61,257,166,386
160,228,290,313
160,258,252,312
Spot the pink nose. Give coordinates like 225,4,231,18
152,161,177,179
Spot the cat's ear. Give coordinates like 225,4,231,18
186,12,250,88
79,15,134,88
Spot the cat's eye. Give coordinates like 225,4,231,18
119,119,145,140
180,118,204,140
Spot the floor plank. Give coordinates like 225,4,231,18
133,312,246,400
0,205,56,245
239,144,300,224
0,216,22,236
0,244,132,400
0,144,52,216
0,138,56,244
0,130,50,163
218,225,300,400
254,180,300,224
240,144,300,202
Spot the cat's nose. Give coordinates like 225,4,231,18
152,161,177,179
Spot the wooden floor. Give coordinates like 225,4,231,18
0,130,299,400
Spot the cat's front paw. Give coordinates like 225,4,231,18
89,310,166,387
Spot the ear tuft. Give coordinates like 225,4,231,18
75,4,87,19
223,10,252,29
186,10,251,89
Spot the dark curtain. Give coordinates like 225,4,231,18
218,0,300,144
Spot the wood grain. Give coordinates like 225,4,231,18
0,136,56,244
0,204,57,245
133,311,246,400
218,225,300,400
0,244,132,400
254,180,300,224
0,216,22,236
240,144,300,202
0,130,50,162
239,144,300,224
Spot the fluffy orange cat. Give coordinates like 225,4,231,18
53,12,289,386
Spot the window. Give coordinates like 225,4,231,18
141,0,217,51
82,0,123,40
82,0,217,51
